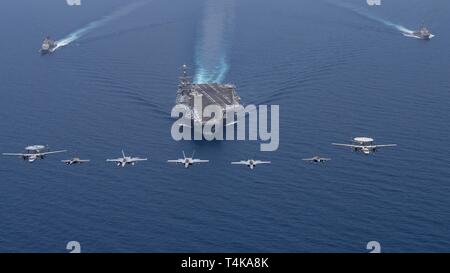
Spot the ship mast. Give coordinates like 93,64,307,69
178,64,192,96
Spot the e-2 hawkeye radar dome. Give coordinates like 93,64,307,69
25,145,46,151
353,137,374,144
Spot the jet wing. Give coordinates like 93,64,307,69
231,161,249,165
130,158,147,162
168,159,184,163
66,159,90,163
254,160,271,165
302,158,315,161
107,158,123,162
192,159,209,163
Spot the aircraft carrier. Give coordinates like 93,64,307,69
176,65,241,124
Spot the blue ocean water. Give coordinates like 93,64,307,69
0,0,449,252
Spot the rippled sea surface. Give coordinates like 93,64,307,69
0,0,449,252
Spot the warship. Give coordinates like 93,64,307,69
40,37,57,54
412,26,432,40
175,65,241,125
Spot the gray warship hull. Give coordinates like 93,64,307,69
412,26,432,40
40,38,57,55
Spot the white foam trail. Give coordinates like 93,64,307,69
375,17,413,35
53,1,148,51
330,1,414,35
402,33,435,39
194,0,235,84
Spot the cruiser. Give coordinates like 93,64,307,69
412,26,432,40
40,37,57,54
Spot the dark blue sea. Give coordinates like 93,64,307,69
0,0,449,252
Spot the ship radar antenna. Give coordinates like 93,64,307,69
179,64,191,86
177,64,192,97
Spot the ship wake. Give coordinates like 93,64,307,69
53,1,148,52
329,1,415,36
402,32,435,39
194,0,235,84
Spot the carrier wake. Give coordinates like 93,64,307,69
194,0,235,84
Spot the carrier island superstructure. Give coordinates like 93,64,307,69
175,65,241,125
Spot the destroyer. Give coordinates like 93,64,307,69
40,37,57,54
412,26,433,40
175,65,241,125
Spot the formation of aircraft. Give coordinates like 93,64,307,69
2,137,397,168
231,159,271,170
167,151,209,168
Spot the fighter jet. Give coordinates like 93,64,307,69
167,151,209,168
62,158,90,165
302,156,331,163
2,145,66,163
333,137,397,155
231,159,271,170
106,150,147,167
